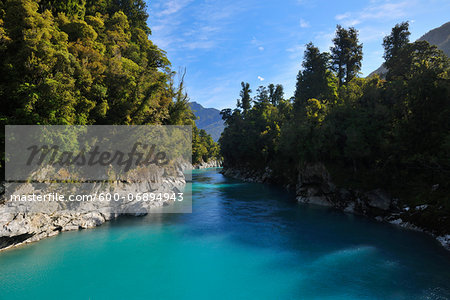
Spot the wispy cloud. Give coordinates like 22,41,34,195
335,12,351,21
257,76,265,81
300,18,310,28
335,0,412,26
286,44,305,59
156,0,193,17
150,0,245,52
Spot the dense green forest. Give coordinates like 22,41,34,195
220,22,450,222
0,0,219,165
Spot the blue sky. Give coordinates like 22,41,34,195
147,0,450,109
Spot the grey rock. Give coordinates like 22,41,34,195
1,161,189,251
344,202,355,213
366,189,391,210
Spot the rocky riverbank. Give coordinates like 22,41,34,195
0,163,189,251
221,165,450,251
0,160,224,252
193,160,222,169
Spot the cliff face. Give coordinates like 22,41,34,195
0,163,188,251
221,164,450,251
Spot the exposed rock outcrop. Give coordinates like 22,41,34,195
295,163,397,216
0,163,188,251
193,160,222,169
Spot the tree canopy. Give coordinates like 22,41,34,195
219,23,450,231
0,0,219,167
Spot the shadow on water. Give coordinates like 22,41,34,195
110,168,450,297
180,169,450,297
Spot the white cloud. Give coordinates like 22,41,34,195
150,0,243,53
286,44,305,59
334,1,411,27
300,18,310,28
251,37,261,45
156,0,193,17
257,76,265,81
184,40,216,50
251,37,266,51
335,12,351,21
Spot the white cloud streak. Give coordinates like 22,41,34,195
156,0,193,17
300,18,310,28
335,1,412,27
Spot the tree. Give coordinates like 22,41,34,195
294,42,336,108
330,25,363,86
84,0,151,34
0,0,219,171
254,85,269,107
382,22,410,79
238,82,252,115
218,22,450,231
383,22,410,65
268,84,284,106
39,0,86,18
268,84,275,104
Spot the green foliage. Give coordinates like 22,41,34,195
330,25,363,86
237,81,252,114
192,127,220,165
220,82,286,169
294,42,337,108
383,21,410,79
220,22,450,215
0,0,219,167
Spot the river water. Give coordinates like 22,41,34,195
1,168,449,299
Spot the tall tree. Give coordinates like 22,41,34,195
272,84,284,106
268,84,275,104
295,42,335,108
330,25,363,86
238,82,252,115
255,85,269,106
383,21,410,79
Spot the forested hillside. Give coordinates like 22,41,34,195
0,0,219,165
220,22,450,233
418,22,450,56
370,21,450,77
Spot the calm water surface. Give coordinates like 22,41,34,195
1,168,450,299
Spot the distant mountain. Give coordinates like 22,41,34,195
369,22,450,77
417,22,450,55
190,101,224,142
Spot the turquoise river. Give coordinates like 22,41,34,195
1,168,450,299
